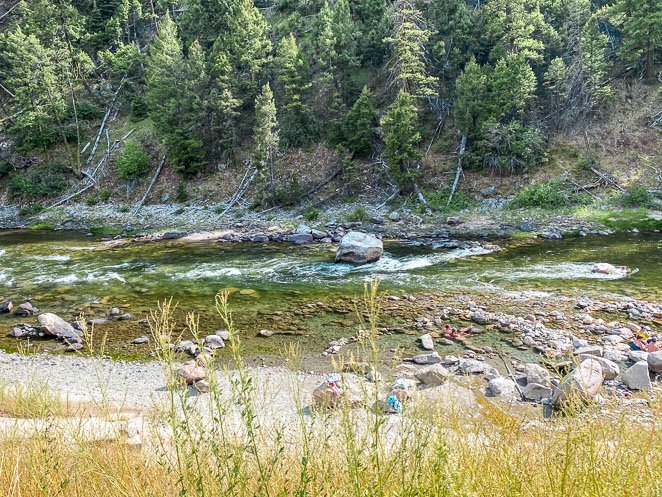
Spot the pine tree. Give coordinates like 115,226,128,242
489,55,538,121
341,86,377,157
481,0,557,61
381,90,422,187
610,0,661,78
253,83,280,200
276,34,316,147
454,57,489,140
385,2,437,99
354,0,389,66
146,14,205,174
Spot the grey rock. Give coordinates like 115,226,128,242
38,313,79,341
591,263,631,277
193,379,210,393
215,330,230,341
0,301,13,313
524,363,551,386
460,359,486,374
257,329,274,338
294,224,312,235
419,333,434,350
65,342,84,352
541,230,563,240
388,211,401,222
574,345,603,357
522,382,553,401
335,231,383,266
551,358,603,406
487,377,518,398
628,350,649,362
117,313,133,321
647,351,662,373
621,361,651,391
252,235,270,243
177,362,206,385
109,307,121,316
13,302,38,317
580,355,619,380
412,352,442,365
204,334,225,349
132,336,149,345
415,364,451,385
286,233,313,245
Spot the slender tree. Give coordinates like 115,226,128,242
253,83,280,201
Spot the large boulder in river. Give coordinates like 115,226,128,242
551,358,603,406
38,313,81,342
591,263,634,277
335,231,383,266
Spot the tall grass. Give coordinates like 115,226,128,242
0,284,660,496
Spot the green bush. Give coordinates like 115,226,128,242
275,176,303,206
345,206,369,223
617,186,653,209
510,180,588,209
304,207,319,221
0,162,13,178
471,121,546,175
423,189,475,212
175,182,189,203
18,203,43,217
9,162,70,199
100,189,112,201
116,139,150,181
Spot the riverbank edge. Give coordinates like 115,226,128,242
1,202,660,242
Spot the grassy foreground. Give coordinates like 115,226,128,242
0,288,660,497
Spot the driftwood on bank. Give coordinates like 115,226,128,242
447,135,467,207
133,155,166,215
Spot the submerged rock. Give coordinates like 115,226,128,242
335,231,383,266
38,313,80,342
13,302,38,317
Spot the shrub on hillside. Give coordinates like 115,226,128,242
115,139,150,181
617,186,653,209
9,162,70,199
510,180,588,209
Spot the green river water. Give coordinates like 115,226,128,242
0,230,660,365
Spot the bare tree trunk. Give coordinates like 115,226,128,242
447,135,467,207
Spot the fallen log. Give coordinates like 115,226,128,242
133,155,166,215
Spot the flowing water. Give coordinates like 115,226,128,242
0,230,660,363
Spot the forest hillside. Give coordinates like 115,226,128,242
0,0,660,221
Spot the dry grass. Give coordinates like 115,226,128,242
0,285,660,497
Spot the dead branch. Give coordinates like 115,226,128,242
447,135,467,207
216,164,257,220
133,155,166,215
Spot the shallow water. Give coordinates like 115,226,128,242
0,230,659,362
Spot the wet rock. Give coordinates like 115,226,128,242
204,335,225,349
551,358,603,406
522,382,553,401
215,330,230,341
285,233,313,245
412,352,442,365
481,186,497,197
109,307,121,316
446,216,461,225
9,323,39,338
117,313,133,321
487,377,518,398
419,333,434,350
0,301,13,313
176,340,199,356
257,329,274,338
13,302,38,317
161,231,188,240
541,230,563,240
88,318,109,325
38,313,79,341
621,361,651,391
177,361,206,385
65,342,84,352
335,231,383,266
388,211,401,222
647,351,662,373
591,263,632,277
415,364,451,385
251,235,270,243
132,336,149,345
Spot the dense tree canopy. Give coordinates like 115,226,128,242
0,0,658,195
